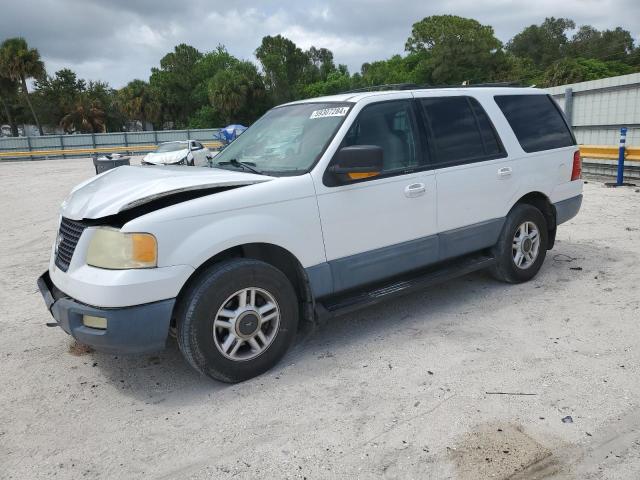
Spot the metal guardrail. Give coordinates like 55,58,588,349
580,145,639,162
0,128,224,160
0,141,224,159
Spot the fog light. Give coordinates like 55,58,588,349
83,315,107,330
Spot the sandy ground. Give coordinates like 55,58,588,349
1,157,639,479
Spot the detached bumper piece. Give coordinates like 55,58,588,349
37,271,175,354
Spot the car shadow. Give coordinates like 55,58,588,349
91,239,609,402
90,339,227,403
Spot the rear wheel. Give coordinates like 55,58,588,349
176,259,298,382
490,204,548,283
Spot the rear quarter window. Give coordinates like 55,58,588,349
494,94,575,153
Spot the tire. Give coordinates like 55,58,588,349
490,204,548,283
176,258,299,383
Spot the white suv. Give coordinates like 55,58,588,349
38,87,583,382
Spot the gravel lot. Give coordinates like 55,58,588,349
1,158,639,479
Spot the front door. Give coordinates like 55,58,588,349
314,98,438,293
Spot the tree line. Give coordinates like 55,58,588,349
0,15,638,136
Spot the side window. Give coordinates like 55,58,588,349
191,141,202,150
342,100,420,173
494,94,575,153
420,96,505,165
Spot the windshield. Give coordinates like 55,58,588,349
212,102,351,175
156,142,187,153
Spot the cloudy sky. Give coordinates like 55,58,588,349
2,0,639,88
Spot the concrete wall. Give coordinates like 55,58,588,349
547,73,640,146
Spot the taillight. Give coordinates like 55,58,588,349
571,150,582,181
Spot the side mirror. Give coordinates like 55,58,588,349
330,145,383,182
206,153,213,160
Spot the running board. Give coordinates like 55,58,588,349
317,253,495,319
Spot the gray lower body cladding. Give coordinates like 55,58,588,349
38,271,174,354
307,194,582,298
554,194,582,225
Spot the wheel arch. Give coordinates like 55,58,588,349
512,191,557,249
172,242,315,330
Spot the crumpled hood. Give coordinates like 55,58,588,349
62,165,273,220
143,149,189,165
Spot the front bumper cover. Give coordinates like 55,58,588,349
37,271,175,354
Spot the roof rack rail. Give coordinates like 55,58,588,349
342,83,420,93
342,81,525,94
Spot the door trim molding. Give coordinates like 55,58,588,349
306,217,505,298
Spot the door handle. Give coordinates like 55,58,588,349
404,182,426,198
497,167,512,178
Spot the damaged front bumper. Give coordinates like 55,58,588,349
37,271,175,354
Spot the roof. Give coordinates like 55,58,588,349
285,86,544,106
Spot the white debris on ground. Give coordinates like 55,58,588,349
1,157,639,479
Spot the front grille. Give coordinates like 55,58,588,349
54,218,87,272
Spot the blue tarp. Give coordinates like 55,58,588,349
219,124,247,143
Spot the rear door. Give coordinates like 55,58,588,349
415,93,515,260
493,94,579,205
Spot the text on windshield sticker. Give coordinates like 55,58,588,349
310,107,349,119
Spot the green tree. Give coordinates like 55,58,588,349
541,57,634,87
85,80,122,132
208,61,266,125
149,44,203,127
359,55,416,86
117,79,156,130
59,92,106,133
506,17,575,67
628,47,640,67
0,37,46,134
569,26,635,63
405,15,505,84
302,69,352,98
306,46,336,82
33,68,86,128
187,105,222,129
255,35,311,104
191,46,238,109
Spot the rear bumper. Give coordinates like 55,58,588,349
554,194,583,225
38,271,174,354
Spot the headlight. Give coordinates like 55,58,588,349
86,228,157,269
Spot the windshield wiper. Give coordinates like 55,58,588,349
217,159,263,175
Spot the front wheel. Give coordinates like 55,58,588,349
490,204,548,283
176,259,299,382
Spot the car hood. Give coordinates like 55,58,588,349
143,149,189,164
61,165,273,220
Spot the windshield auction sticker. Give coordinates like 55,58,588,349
310,107,350,119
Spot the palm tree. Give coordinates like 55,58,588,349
0,76,19,136
60,94,106,134
0,38,46,135
208,61,264,124
118,79,157,130
209,70,245,124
